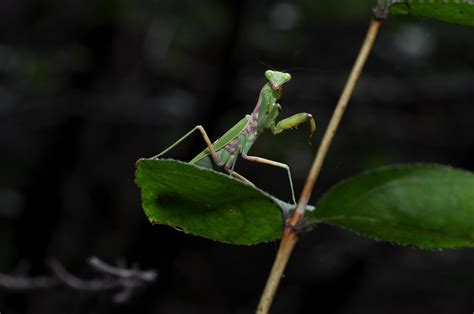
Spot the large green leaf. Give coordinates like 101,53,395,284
312,164,474,249
389,0,474,27
135,159,311,245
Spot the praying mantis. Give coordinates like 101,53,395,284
154,70,316,204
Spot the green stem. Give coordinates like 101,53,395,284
256,17,384,314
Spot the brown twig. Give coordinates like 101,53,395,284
256,17,384,314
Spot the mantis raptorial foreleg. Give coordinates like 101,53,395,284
153,125,255,186
241,154,296,204
271,112,316,135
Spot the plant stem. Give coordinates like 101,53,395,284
295,17,382,217
256,17,383,314
256,228,298,314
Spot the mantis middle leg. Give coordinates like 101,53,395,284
241,111,316,204
241,153,296,204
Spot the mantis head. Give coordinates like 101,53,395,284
265,70,292,90
253,70,292,133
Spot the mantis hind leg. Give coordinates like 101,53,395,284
152,125,255,187
151,125,220,165
241,153,296,204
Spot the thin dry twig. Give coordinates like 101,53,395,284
0,273,60,290
88,256,157,282
49,259,118,291
0,256,158,304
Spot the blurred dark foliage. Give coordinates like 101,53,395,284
0,0,473,313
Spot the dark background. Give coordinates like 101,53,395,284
0,0,473,313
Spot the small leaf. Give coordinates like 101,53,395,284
389,0,474,27
135,159,312,245
311,164,474,249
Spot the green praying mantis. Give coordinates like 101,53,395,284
154,70,316,204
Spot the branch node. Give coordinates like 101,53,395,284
373,0,391,20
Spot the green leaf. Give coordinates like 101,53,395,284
135,159,312,245
389,0,474,27
312,164,474,249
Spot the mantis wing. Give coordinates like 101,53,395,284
189,115,251,164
